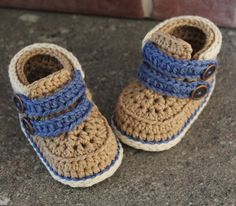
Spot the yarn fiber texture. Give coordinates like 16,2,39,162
138,61,212,98
114,16,222,143
9,43,120,180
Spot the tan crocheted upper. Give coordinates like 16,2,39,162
115,16,222,142
9,44,118,178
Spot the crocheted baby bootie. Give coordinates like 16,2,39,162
112,16,222,151
9,43,123,187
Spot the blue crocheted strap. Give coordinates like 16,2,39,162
23,96,93,138
143,42,218,79
17,70,85,117
138,62,211,98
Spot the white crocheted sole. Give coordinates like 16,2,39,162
49,143,123,187
20,123,123,187
112,82,215,152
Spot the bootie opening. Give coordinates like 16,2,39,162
168,26,206,55
15,47,73,86
144,16,222,60
159,22,211,59
24,54,64,83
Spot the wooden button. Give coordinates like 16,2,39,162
191,85,208,100
22,117,34,135
13,94,24,113
201,65,216,80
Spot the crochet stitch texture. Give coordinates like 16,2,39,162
112,16,222,151
138,61,212,98
17,70,86,117
9,43,123,187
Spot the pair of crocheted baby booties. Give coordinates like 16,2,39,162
9,16,222,187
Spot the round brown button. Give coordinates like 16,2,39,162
13,94,24,113
191,85,208,100
201,65,216,80
22,117,34,135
